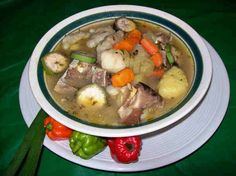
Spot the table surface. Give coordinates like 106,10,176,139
0,0,235,175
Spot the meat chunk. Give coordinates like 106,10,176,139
54,60,110,95
96,30,124,62
86,26,115,48
62,31,91,50
91,66,111,87
118,83,163,125
54,79,77,95
62,60,93,88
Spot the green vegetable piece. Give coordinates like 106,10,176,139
71,52,96,64
42,52,69,75
165,44,175,65
69,131,107,160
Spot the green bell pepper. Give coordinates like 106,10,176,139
69,131,107,159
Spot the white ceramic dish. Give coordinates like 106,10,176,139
28,5,212,137
20,40,229,171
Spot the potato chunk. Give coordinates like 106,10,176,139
158,66,188,99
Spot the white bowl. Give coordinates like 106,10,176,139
29,5,212,137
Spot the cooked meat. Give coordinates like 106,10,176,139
61,60,93,88
96,30,124,62
118,83,163,125
114,17,136,32
62,31,91,50
54,79,77,95
91,66,111,87
86,26,115,48
54,60,110,95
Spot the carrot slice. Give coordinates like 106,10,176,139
151,68,165,78
112,68,135,87
113,39,134,52
127,29,142,44
140,38,159,55
151,52,163,67
113,29,142,52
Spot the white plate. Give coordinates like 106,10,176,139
19,40,229,172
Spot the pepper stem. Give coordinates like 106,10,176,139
125,143,134,151
46,123,53,131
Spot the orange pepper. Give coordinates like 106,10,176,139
44,116,72,140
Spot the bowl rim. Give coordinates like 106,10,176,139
29,5,212,137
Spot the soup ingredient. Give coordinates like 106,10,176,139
117,84,162,124
113,39,134,52
54,60,110,95
69,131,107,160
91,67,111,87
151,68,165,78
101,49,126,73
4,110,47,176
76,84,107,107
151,52,163,67
113,29,141,52
114,17,136,32
62,31,91,50
42,52,69,74
118,83,163,125
44,116,72,140
165,44,175,65
96,30,124,62
71,51,96,64
158,66,188,99
106,85,120,97
87,26,115,48
111,67,134,87
54,79,78,95
107,136,141,163
140,38,159,55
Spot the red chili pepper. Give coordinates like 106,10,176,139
44,116,72,140
107,136,142,163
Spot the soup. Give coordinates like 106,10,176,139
43,17,194,126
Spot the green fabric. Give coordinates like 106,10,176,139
0,0,236,175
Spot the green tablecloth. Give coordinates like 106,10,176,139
0,0,235,175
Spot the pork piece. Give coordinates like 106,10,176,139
96,30,124,62
118,83,163,125
92,66,111,87
62,31,91,50
86,26,115,48
61,60,93,88
54,60,110,95
54,79,77,95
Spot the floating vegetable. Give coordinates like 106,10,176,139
69,131,107,159
111,67,134,87
44,116,72,140
113,29,141,52
107,136,142,163
140,38,159,55
42,52,69,74
165,44,175,65
76,84,107,107
101,49,126,73
71,51,96,64
151,52,163,67
158,66,188,99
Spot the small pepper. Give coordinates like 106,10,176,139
107,136,142,163
69,131,107,160
44,116,72,140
